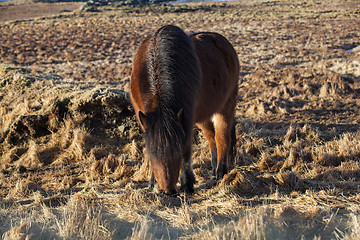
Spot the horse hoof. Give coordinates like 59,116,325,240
167,192,180,197
215,163,228,180
212,169,216,178
179,185,194,194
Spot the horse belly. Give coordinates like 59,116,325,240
195,78,232,123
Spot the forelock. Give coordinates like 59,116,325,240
144,113,184,159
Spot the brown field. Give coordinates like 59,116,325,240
1,0,360,239
0,1,83,23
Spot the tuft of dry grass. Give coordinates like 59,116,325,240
55,193,112,240
1,0,360,239
130,217,154,240
3,221,45,240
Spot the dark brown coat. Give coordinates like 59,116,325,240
130,25,239,194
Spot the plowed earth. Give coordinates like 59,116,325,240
1,0,360,239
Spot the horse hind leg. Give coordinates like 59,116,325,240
213,93,236,179
212,114,230,179
196,120,217,177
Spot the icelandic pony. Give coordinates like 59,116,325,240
130,25,239,195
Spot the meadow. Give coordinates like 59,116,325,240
0,0,360,239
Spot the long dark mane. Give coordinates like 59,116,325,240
143,25,201,159
143,111,185,158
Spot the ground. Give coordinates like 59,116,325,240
0,0,360,239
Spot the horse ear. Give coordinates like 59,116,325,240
177,108,184,126
138,111,147,130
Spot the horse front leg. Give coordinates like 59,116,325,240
180,149,195,194
149,172,155,191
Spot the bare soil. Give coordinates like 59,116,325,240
1,0,360,239
0,1,83,23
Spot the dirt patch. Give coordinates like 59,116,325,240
1,0,360,239
0,2,83,23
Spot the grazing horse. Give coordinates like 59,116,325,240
130,25,239,195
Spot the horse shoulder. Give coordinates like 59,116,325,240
130,36,152,114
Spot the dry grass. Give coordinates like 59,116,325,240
0,0,360,239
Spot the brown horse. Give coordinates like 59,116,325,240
130,25,239,195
